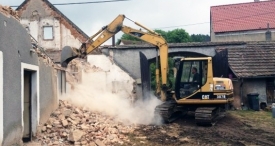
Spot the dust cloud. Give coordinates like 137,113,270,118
60,55,163,125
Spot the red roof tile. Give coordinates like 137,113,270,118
211,0,275,33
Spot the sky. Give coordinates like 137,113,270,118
1,0,257,44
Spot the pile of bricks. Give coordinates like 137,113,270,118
35,100,137,146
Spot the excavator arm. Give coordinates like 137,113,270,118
61,14,169,101
120,26,168,101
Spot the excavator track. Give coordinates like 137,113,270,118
195,107,224,126
154,101,182,123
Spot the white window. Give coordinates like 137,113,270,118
43,26,53,40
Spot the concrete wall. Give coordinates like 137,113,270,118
19,0,83,50
211,29,275,42
102,46,217,80
0,12,35,146
243,79,266,105
232,79,266,109
0,12,58,145
38,60,58,126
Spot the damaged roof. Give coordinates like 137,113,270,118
227,41,275,78
0,5,20,20
211,0,275,33
16,0,89,42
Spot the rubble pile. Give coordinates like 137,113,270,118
0,5,19,20
35,100,137,146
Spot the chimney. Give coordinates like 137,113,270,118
254,0,260,2
266,23,272,41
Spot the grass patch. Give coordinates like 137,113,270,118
228,110,275,128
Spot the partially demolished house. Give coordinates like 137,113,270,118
16,0,90,63
0,5,62,145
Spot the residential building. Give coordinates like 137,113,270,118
210,0,275,42
16,0,89,63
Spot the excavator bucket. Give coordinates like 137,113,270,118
60,46,79,68
139,52,151,100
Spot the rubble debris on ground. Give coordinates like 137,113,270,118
264,105,272,112
34,100,137,146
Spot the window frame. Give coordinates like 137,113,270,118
43,26,54,40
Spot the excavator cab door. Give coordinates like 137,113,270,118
175,60,207,99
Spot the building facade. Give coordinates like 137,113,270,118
210,0,275,42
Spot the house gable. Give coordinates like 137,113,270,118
16,0,89,42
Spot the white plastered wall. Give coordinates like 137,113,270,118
20,18,83,51
21,63,40,135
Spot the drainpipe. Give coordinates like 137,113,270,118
240,78,244,110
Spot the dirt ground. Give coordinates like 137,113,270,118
24,108,275,146
122,110,275,146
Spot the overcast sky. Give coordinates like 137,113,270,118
1,0,258,44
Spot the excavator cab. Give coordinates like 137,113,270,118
175,59,208,100
155,57,234,125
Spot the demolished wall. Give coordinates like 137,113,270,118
30,54,162,145
61,54,162,124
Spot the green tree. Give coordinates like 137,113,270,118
150,57,176,91
166,28,191,43
190,34,210,42
120,33,141,41
154,29,168,40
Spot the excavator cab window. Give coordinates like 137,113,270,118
175,60,207,99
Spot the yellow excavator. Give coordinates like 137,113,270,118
60,14,234,125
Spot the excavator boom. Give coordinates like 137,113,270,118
61,14,169,101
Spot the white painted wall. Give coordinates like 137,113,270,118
20,17,82,50
0,51,3,146
29,21,39,41
60,24,82,49
21,63,40,135
87,55,135,97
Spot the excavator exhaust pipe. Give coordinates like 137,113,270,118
60,46,79,68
